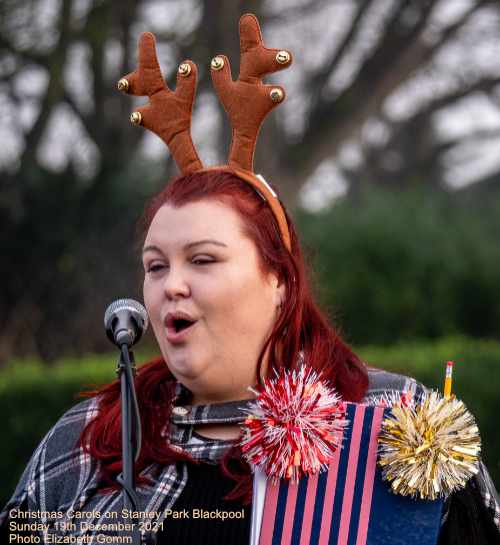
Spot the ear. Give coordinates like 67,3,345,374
276,281,286,308
268,272,286,308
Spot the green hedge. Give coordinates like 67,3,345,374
0,338,497,506
0,352,150,507
296,189,500,344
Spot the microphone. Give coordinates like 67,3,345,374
104,298,149,347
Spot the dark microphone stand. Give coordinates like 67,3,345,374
116,344,142,545
105,298,148,544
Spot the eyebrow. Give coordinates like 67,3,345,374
142,239,228,254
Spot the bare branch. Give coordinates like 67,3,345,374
358,81,500,190
0,34,49,68
62,90,95,141
264,0,332,23
395,0,491,79
281,0,483,183
441,127,500,150
336,0,439,107
308,0,375,98
79,0,144,165
390,75,500,140
19,0,73,168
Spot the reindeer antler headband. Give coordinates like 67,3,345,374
117,13,292,252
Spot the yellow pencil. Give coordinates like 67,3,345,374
444,360,454,398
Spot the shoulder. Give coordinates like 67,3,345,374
41,397,100,453
364,366,427,400
17,396,99,469
0,397,100,522
364,367,500,536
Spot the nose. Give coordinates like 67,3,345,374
162,265,191,300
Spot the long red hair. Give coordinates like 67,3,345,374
80,169,368,502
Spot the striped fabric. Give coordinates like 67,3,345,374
257,403,443,545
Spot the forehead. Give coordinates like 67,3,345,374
145,200,246,247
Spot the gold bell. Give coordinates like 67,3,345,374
270,88,284,103
211,56,224,71
130,112,142,125
117,78,129,92
276,50,291,65
178,63,191,77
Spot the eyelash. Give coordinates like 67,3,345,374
147,264,164,273
192,258,214,266
146,258,214,273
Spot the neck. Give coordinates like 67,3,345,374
191,388,256,406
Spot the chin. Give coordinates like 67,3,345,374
165,352,207,382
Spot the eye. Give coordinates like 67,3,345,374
192,256,215,266
146,262,166,273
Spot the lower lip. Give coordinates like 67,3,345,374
165,321,198,344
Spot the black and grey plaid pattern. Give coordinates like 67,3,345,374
475,455,500,530
1,368,498,543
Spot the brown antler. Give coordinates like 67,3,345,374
211,13,293,172
117,32,203,174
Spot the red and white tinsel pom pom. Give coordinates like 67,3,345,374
239,365,347,483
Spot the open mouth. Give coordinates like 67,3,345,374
173,318,195,333
164,313,199,342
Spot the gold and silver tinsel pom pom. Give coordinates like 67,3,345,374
377,391,481,500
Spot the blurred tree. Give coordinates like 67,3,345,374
1,0,500,360
2,1,500,203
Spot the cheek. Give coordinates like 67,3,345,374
208,272,273,325
143,279,161,322
142,278,151,308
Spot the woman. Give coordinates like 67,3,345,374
2,14,499,545
1,169,499,545
0,168,364,539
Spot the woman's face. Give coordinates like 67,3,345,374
142,199,284,405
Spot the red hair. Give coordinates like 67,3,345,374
80,169,368,503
